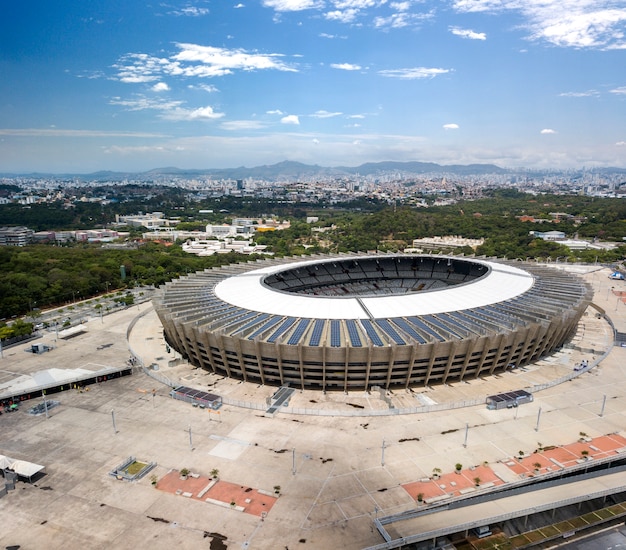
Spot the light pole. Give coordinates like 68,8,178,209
381,438,386,467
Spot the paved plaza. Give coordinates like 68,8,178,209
0,266,625,549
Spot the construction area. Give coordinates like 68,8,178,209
0,265,625,549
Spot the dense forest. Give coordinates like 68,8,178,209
1,190,624,319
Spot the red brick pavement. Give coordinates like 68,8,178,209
155,470,278,517
402,434,626,502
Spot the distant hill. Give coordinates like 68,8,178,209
3,160,625,180
129,160,508,180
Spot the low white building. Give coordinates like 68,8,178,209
182,238,269,256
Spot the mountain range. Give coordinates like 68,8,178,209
3,160,626,181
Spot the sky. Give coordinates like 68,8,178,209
1,0,625,173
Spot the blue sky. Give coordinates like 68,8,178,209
1,0,625,173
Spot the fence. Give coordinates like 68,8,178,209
129,306,615,418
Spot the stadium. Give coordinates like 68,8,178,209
153,254,592,392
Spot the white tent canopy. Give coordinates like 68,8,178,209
0,454,44,480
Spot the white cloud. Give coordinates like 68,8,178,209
168,6,210,17
541,128,557,134
281,114,300,124
559,90,599,97
311,110,343,118
110,95,224,121
0,128,167,138
331,62,362,70
221,120,266,130
616,141,626,146
374,10,433,29
443,123,460,129
320,32,347,39
172,43,297,75
348,114,365,119
267,109,285,115
161,106,225,121
234,4,245,8
378,67,450,79
151,82,170,92
188,83,219,93
325,9,360,22
262,0,433,29
610,86,626,94
113,44,297,83
263,0,323,11
109,96,184,112
312,138,320,144
450,26,486,40
452,0,626,50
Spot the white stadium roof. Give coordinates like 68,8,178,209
215,257,534,320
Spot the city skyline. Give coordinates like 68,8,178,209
1,0,626,173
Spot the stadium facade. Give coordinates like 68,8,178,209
153,255,592,392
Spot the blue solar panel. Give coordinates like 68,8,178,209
248,316,283,340
309,319,325,346
224,311,260,330
376,319,406,345
423,315,462,339
391,318,427,344
361,319,385,347
267,317,298,343
231,313,269,335
346,319,362,347
456,310,500,332
442,312,480,335
407,316,445,342
287,319,310,345
330,320,342,347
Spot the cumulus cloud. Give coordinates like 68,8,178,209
540,128,557,134
172,43,297,75
281,114,300,124
234,3,245,7
443,123,459,129
113,43,297,83
449,26,486,40
267,109,285,115
452,0,626,49
151,82,170,92
331,62,362,71
378,67,450,79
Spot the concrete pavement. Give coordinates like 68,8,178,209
0,265,624,549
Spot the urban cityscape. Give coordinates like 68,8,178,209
2,0,626,548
